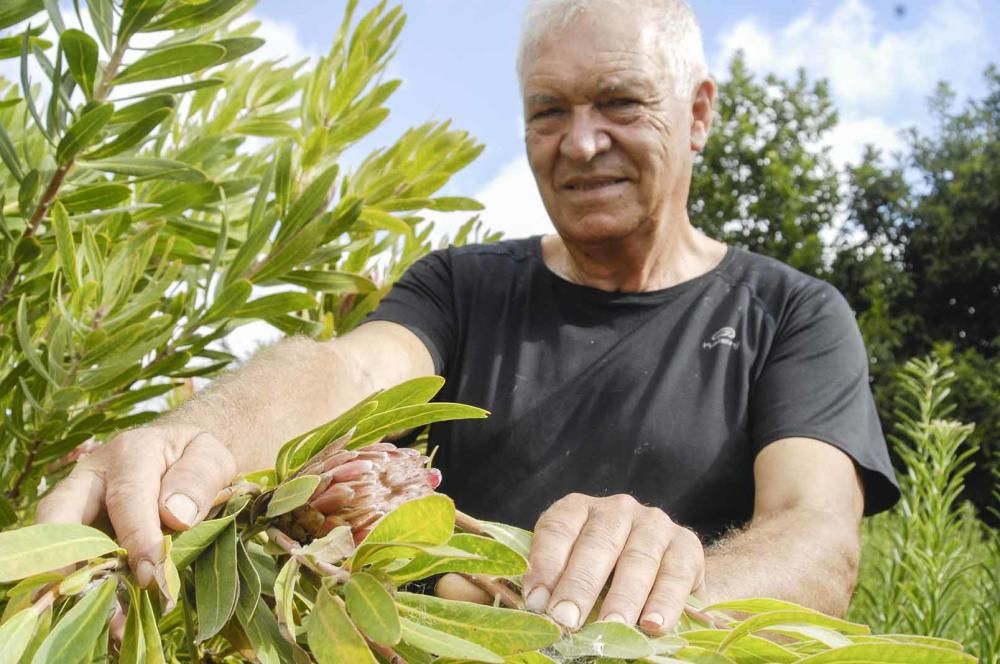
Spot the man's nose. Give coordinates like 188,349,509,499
560,106,611,162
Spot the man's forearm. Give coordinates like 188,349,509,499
702,507,861,617
158,337,371,473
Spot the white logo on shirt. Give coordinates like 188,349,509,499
703,326,740,350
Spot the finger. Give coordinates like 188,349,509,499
599,509,671,624
547,496,634,629
523,494,590,614
435,573,492,604
158,431,238,532
640,529,705,633
104,435,170,588
35,464,106,525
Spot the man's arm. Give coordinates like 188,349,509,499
703,436,865,617
35,321,434,586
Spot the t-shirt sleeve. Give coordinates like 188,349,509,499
750,282,900,515
366,249,456,374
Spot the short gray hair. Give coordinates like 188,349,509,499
516,0,709,97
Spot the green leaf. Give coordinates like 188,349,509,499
212,36,265,65
194,522,239,641
251,214,326,283
84,108,171,159
282,269,377,293
396,593,561,656
31,577,117,664
0,116,25,181
16,295,56,385
428,197,485,212
719,610,869,654
234,538,261,624
139,590,166,664
359,206,413,236
118,0,167,44
264,474,321,518
239,590,298,664
109,94,176,124
553,621,653,660
0,0,43,31
479,521,533,560
79,156,205,181
308,587,379,664
353,494,455,567
390,533,527,583
114,44,226,85
348,402,489,449
226,161,275,283
276,399,379,480
278,163,340,242
345,572,401,646
203,278,252,323
115,77,225,100
59,182,131,212
0,494,17,528
119,586,145,664
234,116,298,137
399,616,504,663
0,607,40,663
86,0,114,54
273,557,300,639
795,644,976,663
60,29,98,98
56,101,113,164
142,0,242,31
681,629,797,663
233,291,315,319
17,167,39,215
170,511,239,570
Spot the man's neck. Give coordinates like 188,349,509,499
541,217,728,293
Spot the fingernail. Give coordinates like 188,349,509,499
640,612,665,631
165,494,199,527
525,586,550,613
551,600,581,629
136,559,155,588
604,613,627,624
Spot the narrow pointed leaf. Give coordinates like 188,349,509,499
114,44,226,85
118,0,167,44
233,291,315,320
171,511,239,570
142,0,242,31
281,269,376,293
212,37,265,65
31,577,116,664
348,402,489,449
86,0,113,53
79,156,205,180
234,538,261,624
59,183,131,212
139,590,166,664
308,587,379,664
265,474,321,518
277,163,339,242
203,278,252,323
194,522,238,641
60,29,98,98
56,101,113,164
84,107,171,159
719,610,869,653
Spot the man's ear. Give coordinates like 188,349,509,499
690,78,717,152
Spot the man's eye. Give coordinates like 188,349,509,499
531,108,563,120
604,98,639,109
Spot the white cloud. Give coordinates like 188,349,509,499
715,0,990,166
474,154,552,240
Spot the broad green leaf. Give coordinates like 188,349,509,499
348,402,489,448
0,0,43,31
31,577,116,664
429,196,485,212
85,108,171,159
110,94,176,125
345,572,401,646
369,375,446,412
399,616,504,663
397,593,561,656
118,0,167,44
80,156,205,181
795,643,976,663
0,523,118,582
353,494,455,567
479,521,533,560
276,399,379,480
114,44,226,85
309,587,378,664
282,269,377,293
264,474,321,518
233,291,315,319
390,533,527,583
171,511,239,570
142,0,242,31
139,590,166,664
203,278,252,323
719,610,869,653
59,183,131,212
553,621,653,660
56,101,113,164
194,522,239,641
213,36,265,64
277,163,339,242
0,607,40,663
60,29,98,98
681,629,797,663
0,35,50,59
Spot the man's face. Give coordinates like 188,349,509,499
522,8,705,245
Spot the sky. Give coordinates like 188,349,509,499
251,0,1000,240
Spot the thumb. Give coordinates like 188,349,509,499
158,431,238,531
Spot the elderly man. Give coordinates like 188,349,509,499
37,0,898,634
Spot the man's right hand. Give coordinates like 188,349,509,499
35,424,238,588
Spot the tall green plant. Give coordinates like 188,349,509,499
0,0,488,525
849,356,1000,661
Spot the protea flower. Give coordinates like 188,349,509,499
277,438,442,544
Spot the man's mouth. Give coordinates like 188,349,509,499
564,178,629,192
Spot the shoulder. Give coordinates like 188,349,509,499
442,237,540,266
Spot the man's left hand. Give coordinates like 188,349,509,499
521,493,705,632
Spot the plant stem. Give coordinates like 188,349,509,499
266,527,351,584
460,573,523,610
455,509,486,535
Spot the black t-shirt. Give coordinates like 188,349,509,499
368,237,899,539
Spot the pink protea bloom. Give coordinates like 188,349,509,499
279,439,442,544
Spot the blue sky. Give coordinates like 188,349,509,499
252,0,1000,238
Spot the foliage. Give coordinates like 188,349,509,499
0,377,984,663
849,355,1000,662
0,0,493,525
691,54,841,277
